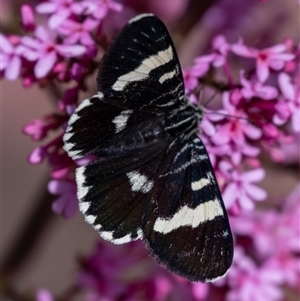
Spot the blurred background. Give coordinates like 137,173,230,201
1,0,299,300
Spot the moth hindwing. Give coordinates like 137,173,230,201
63,13,233,282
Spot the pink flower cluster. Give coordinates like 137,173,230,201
1,1,299,300
0,0,123,217
185,35,298,213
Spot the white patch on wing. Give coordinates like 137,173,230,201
191,177,210,191
128,13,154,24
63,135,82,159
79,201,90,214
100,229,143,245
63,98,93,159
75,98,92,112
76,166,89,200
68,113,79,125
127,171,153,193
112,110,133,133
112,45,174,91
85,215,96,224
94,224,101,230
98,91,104,99
153,199,224,234
63,132,73,144
206,268,230,283
159,70,176,84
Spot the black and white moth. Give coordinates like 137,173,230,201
63,13,233,282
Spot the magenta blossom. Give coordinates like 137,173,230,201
227,248,284,301
182,68,201,92
192,54,218,78
220,161,267,210
36,0,84,29
232,42,295,82
36,289,55,301
48,179,77,218
23,114,65,141
21,26,86,78
0,34,24,80
20,4,36,31
211,91,262,146
278,72,300,132
81,0,123,20
240,70,278,100
211,34,231,67
58,18,99,46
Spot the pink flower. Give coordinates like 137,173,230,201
192,54,216,78
81,0,123,20
36,0,84,29
58,18,98,46
278,72,300,132
232,43,295,82
28,135,68,167
231,196,300,287
182,68,200,92
240,70,278,100
279,130,300,165
21,26,85,78
227,248,284,301
231,211,279,257
78,241,142,299
28,146,48,164
192,35,230,79
220,162,267,210
211,34,231,67
20,4,35,31
36,289,54,301
200,109,224,137
57,87,79,112
211,91,262,146
70,62,84,82
48,179,78,218
23,114,65,141
0,34,24,80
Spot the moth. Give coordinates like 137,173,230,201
63,13,233,282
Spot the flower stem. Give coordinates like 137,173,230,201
2,176,56,278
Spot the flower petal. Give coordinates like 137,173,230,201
256,61,269,82
34,51,56,78
0,33,13,53
21,36,41,50
278,72,295,101
5,55,21,80
222,183,238,208
56,44,85,57
49,10,70,29
243,123,262,140
231,44,257,58
244,183,267,201
36,2,57,13
240,193,255,210
266,44,286,53
35,26,52,42
291,109,300,132
241,168,266,183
